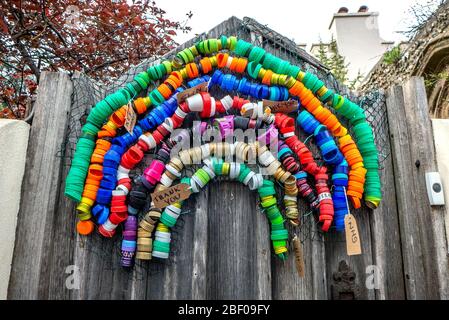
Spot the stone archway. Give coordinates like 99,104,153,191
415,36,449,118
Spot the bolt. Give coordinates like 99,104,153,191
415,160,420,168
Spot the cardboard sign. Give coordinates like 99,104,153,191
293,235,305,278
151,183,192,209
263,99,298,114
124,102,137,135
177,82,209,104
345,213,362,256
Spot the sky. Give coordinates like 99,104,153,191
161,0,433,48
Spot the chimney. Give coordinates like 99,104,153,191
358,5,369,13
328,7,386,83
337,7,349,14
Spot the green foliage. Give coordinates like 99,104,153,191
383,46,402,65
328,39,349,84
348,71,364,91
0,0,191,119
317,37,364,89
317,39,330,69
424,70,449,88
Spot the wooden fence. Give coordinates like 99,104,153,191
6,71,449,300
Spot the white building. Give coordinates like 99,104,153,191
310,6,394,83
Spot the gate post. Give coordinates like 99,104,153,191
8,72,73,299
386,76,449,299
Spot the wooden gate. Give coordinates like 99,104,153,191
7,71,448,300
6,16,449,299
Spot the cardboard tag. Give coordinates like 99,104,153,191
263,99,298,114
124,102,137,135
151,183,192,209
344,213,362,256
177,82,209,104
292,235,305,278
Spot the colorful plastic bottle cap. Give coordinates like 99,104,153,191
77,220,94,235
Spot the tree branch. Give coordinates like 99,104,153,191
86,56,128,74
0,10,41,80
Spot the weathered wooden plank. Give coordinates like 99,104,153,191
70,215,150,299
46,180,78,300
146,177,270,300
400,77,449,299
368,144,406,300
45,129,77,299
191,186,209,299
387,77,449,299
310,218,328,299
146,182,205,300
8,72,73,299
43,72,104,300
206,180,271,299
386,84,428,299
72,155,154,300
325,206,375,300
271,200,326,300
251,192,272,300
368,96,406,300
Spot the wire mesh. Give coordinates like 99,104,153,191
357,89,390,166
64,16,391,269
66,16,389,165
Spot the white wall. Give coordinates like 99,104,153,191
329,12,392,81
0,119,30,299
432,119,449,249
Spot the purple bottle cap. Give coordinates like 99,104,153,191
125,216,137,226
120,251,135,267
123,231,137,240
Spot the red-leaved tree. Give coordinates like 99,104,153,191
0,0,191,118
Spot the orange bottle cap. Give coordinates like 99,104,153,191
77,220,94,235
